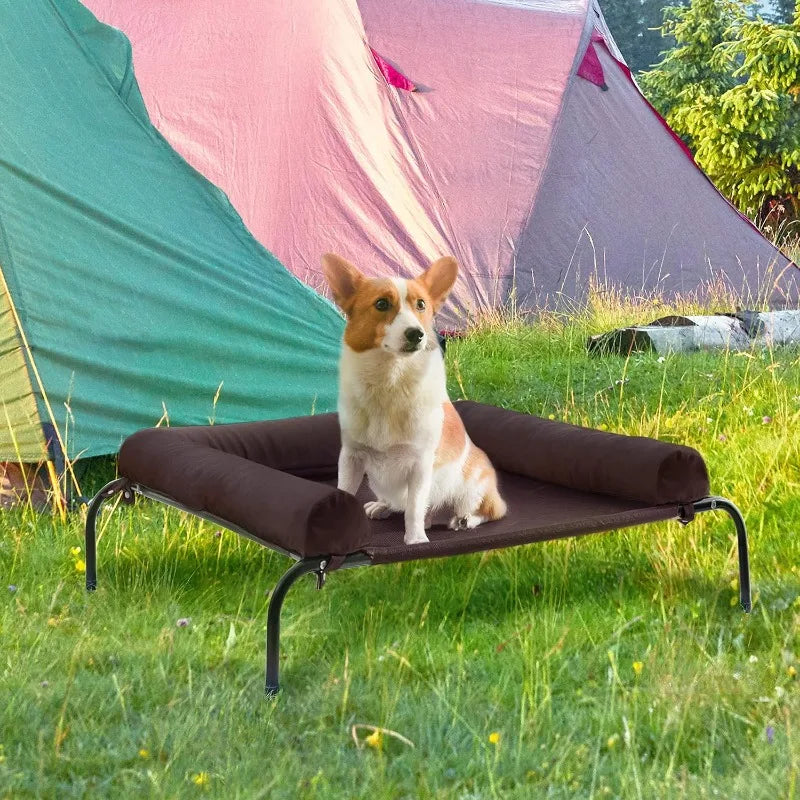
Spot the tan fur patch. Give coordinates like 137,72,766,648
343,279,400,352
477,487,507,521
463,444,507,521
434,402,466,467
462,442,488,482
418,257,458,311
322,253,364,311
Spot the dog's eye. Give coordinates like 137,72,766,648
374,298,390,312
416,299,426,311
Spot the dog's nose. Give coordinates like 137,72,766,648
405,327,425,345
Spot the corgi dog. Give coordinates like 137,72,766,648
322,253,507,545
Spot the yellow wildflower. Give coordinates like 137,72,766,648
488,731,501,745
788,665,797,679
633,661,643,676
607,734,620,750
138,749,150,759
365,729,383,750
191,772,210,787
70,546,81,556
74,559,86,573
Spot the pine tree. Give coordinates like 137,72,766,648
766,0,798,24
600,0,683,73
640,0,800,227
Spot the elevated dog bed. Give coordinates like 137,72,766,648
84,401,751,695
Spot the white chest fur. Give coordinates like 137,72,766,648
338,345,448,453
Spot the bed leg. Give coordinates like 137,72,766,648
693,496,751,613
265,559,327,697
84,479,133,592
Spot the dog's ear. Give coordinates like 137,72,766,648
418,256,458,311
322,253,364,312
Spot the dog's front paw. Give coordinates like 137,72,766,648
364,501,393,520
448,515,483,530
404,529,429,545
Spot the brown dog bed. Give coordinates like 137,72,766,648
84,401,750,695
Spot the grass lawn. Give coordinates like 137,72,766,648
1,295,799,798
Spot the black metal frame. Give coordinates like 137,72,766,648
692,496,751,612
262,553,370,695
84,482,751,695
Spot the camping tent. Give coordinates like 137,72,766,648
84,0,799,327
0,1,342,463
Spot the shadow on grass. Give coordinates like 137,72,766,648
95,535,745,628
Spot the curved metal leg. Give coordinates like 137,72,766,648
265,558,326,696
84,479,133,591
694,496,751,612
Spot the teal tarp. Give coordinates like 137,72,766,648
0,1,343,459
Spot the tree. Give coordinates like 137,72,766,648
766,0,798,23
640,0,800,228
600,0,683,73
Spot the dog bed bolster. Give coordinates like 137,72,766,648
455,401,709,505
118,424,369,558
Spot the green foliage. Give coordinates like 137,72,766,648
767,0,798,23
640,0,800,228
600,0,682,73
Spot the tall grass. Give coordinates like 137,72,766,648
1,288,799,798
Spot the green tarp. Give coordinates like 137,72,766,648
0,0,343,460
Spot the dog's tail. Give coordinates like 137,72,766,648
479,487,507,521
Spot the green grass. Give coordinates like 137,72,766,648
2,294,800,798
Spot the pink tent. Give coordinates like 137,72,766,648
83,0,798,326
